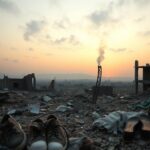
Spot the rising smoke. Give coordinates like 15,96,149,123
97,45,105,66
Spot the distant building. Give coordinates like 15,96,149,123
0,73,36,91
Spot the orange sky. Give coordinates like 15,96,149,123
0,0,150,79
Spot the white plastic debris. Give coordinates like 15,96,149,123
68,137,93,150
92,111,101,120
7,109,16,115
43,96,52,102
56,105,72,112
28,103,40,115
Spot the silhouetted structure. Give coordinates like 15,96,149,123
93,66,102,104
48,79,55,91
135,60,150,94
92,66,113,104
0,73,36,91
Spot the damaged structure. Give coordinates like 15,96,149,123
0,73,36,91
135,60,150,94
93,65,113,104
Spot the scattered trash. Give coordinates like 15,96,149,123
42,96,52,102
0,91,9,102
67,102,74,107
28,103,40,115
74,94,87,101
132,98,150,110
93,111,145,134
56,105,73,112
108,136,121,150
92,111,101,120
75,118,85,125
48,79,55,91
106,96,114,101
68,136,94,150
7,108,24,115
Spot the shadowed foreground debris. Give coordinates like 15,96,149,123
0,82,150,149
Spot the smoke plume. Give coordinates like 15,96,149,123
97,45,105,66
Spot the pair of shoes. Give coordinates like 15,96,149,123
124,114,150,140
28,115,69,150
0,115,27,150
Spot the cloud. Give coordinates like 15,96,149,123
10,47,17,51
54,18,71,29
117,0,150,6
53,35,80,45
109,48,127,52
88,0,149,26
133,0,150,6
44,34,80,45
139,30,150,37
88,2,119,26
135,17,144,22
0,0,20,14
45,53,53,56
3,58,19,63
24,20,46,41
54,37,67,44
69,35,80,45
89,10,110,25
143,30,150,36
12,59,19,63
28,48,34,51
49,0,60,6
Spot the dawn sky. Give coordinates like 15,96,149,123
0,0,150,78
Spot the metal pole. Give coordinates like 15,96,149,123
93,65,102,104
135,60,139,94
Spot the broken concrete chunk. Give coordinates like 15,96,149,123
7,108,25,115
28,103,40,115
92,111,101,120
67,102,74,107
56,105,73,112
75,118,85,125
0,91,9,102
42,96,52,102
68,137,94,150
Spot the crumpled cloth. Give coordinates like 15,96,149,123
131,98,150,110
92,111,144,134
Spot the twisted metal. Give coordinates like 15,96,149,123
93,65,102,104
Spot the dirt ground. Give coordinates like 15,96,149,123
0,81,150,150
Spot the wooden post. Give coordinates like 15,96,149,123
135,60,139,94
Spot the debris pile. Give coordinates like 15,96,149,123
0,82,150,149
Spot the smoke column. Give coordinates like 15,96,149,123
97,45,105,66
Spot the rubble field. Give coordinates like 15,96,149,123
0,81,150,150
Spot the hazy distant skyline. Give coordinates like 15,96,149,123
0,0,150,78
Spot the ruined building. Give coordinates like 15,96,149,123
0,73,36,91
135,60,150,94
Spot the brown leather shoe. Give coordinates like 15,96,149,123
46,115,69,150
28,118,47,150
0,115,27,150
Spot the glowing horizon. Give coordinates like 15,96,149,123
0,0,150,79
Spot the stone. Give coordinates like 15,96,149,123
56,105,72,112
43,96,52,102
